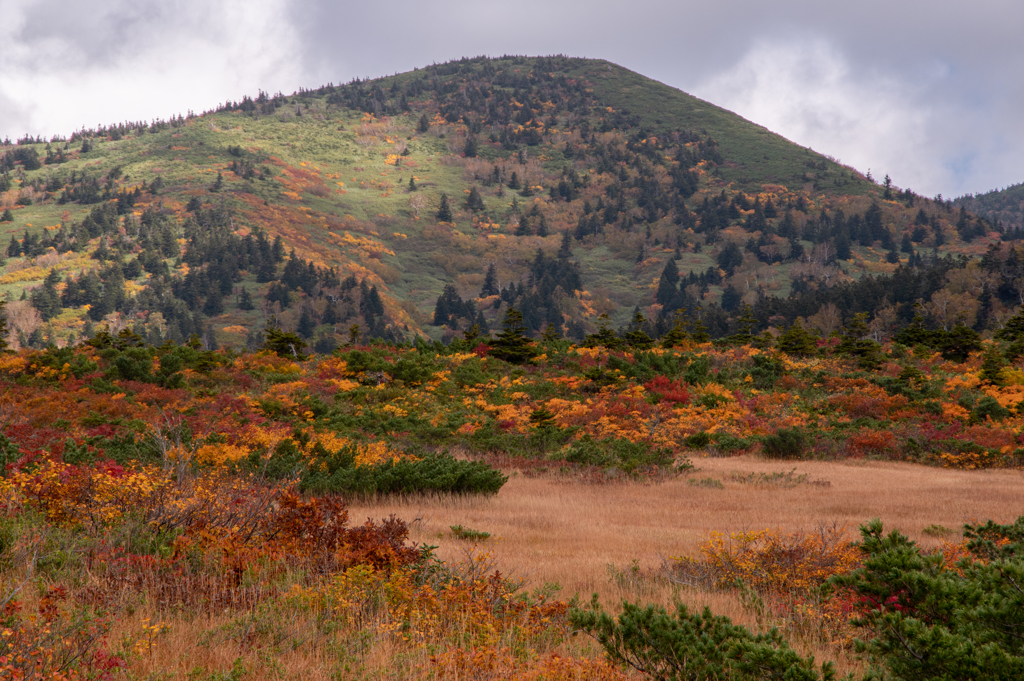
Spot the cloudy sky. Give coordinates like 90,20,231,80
1,0,1021,198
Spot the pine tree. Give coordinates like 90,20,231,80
660,312,690,349
515,214,531,236
558,231,573,259
0,209,12,223
480,263,499,297
465,186,485,211
980,342,1007,385
436,194,453,223
536,213,549,237
624,310,654,350
584,314,625,351
408,176,417,191
656,259,680,307
238,286,255,310
0,300,9,352
775,319,819,356
490,306,538,364
297,306,317,338
731,305,758,344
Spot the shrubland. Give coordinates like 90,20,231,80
0,312,1022,677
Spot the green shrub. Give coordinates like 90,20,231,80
711,433,755,453
972,395,1011,422
449,525,491,542
571,596,836,681
761,427,808,459
683,356,711,385
749,354,785,389
834,518,1024,680
557,435,689,475
683,432,712,449
295,445,507,497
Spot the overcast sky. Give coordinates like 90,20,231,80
1,0,1021,198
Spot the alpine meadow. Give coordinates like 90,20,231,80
2,55,1024,680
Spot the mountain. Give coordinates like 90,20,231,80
0,55,1012,351
955,182,1024,234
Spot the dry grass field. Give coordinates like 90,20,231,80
351,455,1024,628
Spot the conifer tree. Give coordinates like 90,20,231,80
238,286,255,311
624,310,654,350
480,263,499,297
584,314,625,351
0,300,9,353
776,319,818,356
558,231,573,259
465,186,485,211
660,311,690,349
436,194,453,222
490,306,538,364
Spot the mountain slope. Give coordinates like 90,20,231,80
566,60,867,194
0,56,1009,351
955,182,1024,233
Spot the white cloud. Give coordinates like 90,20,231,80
0,0,303,140
693,38,953,196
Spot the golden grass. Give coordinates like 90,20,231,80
350,455,1024,626
10,458,1020,679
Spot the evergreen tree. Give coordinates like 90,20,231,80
30,268,62,321
436,193,453,222
655,259,680,307
836,232,852,260
408,176,417,191
297,306,317,338
720,285,741,312
980,342,1007,385
463,137,478,158
584,314,625,351
558,231,573,259
490,306,538,364
0,300,9,352
263,325,308,359
730,304,758,344
203,290,224,316
775,319,818,356
238,286,255,311
838,312,884,369
624,310,654,350
0,209,12,223
480,263,499,297
417,113,429,133
465,186,485,211
660,312,690,349
515,213,531,236
536,213,549,237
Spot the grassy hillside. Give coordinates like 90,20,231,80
569,60,869,193
955,182,1024,232
0,56,1010,351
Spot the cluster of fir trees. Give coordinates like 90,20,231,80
431,245,585,339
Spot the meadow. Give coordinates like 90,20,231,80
2,324,1024,679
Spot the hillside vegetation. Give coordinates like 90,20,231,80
0,55,1014,353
